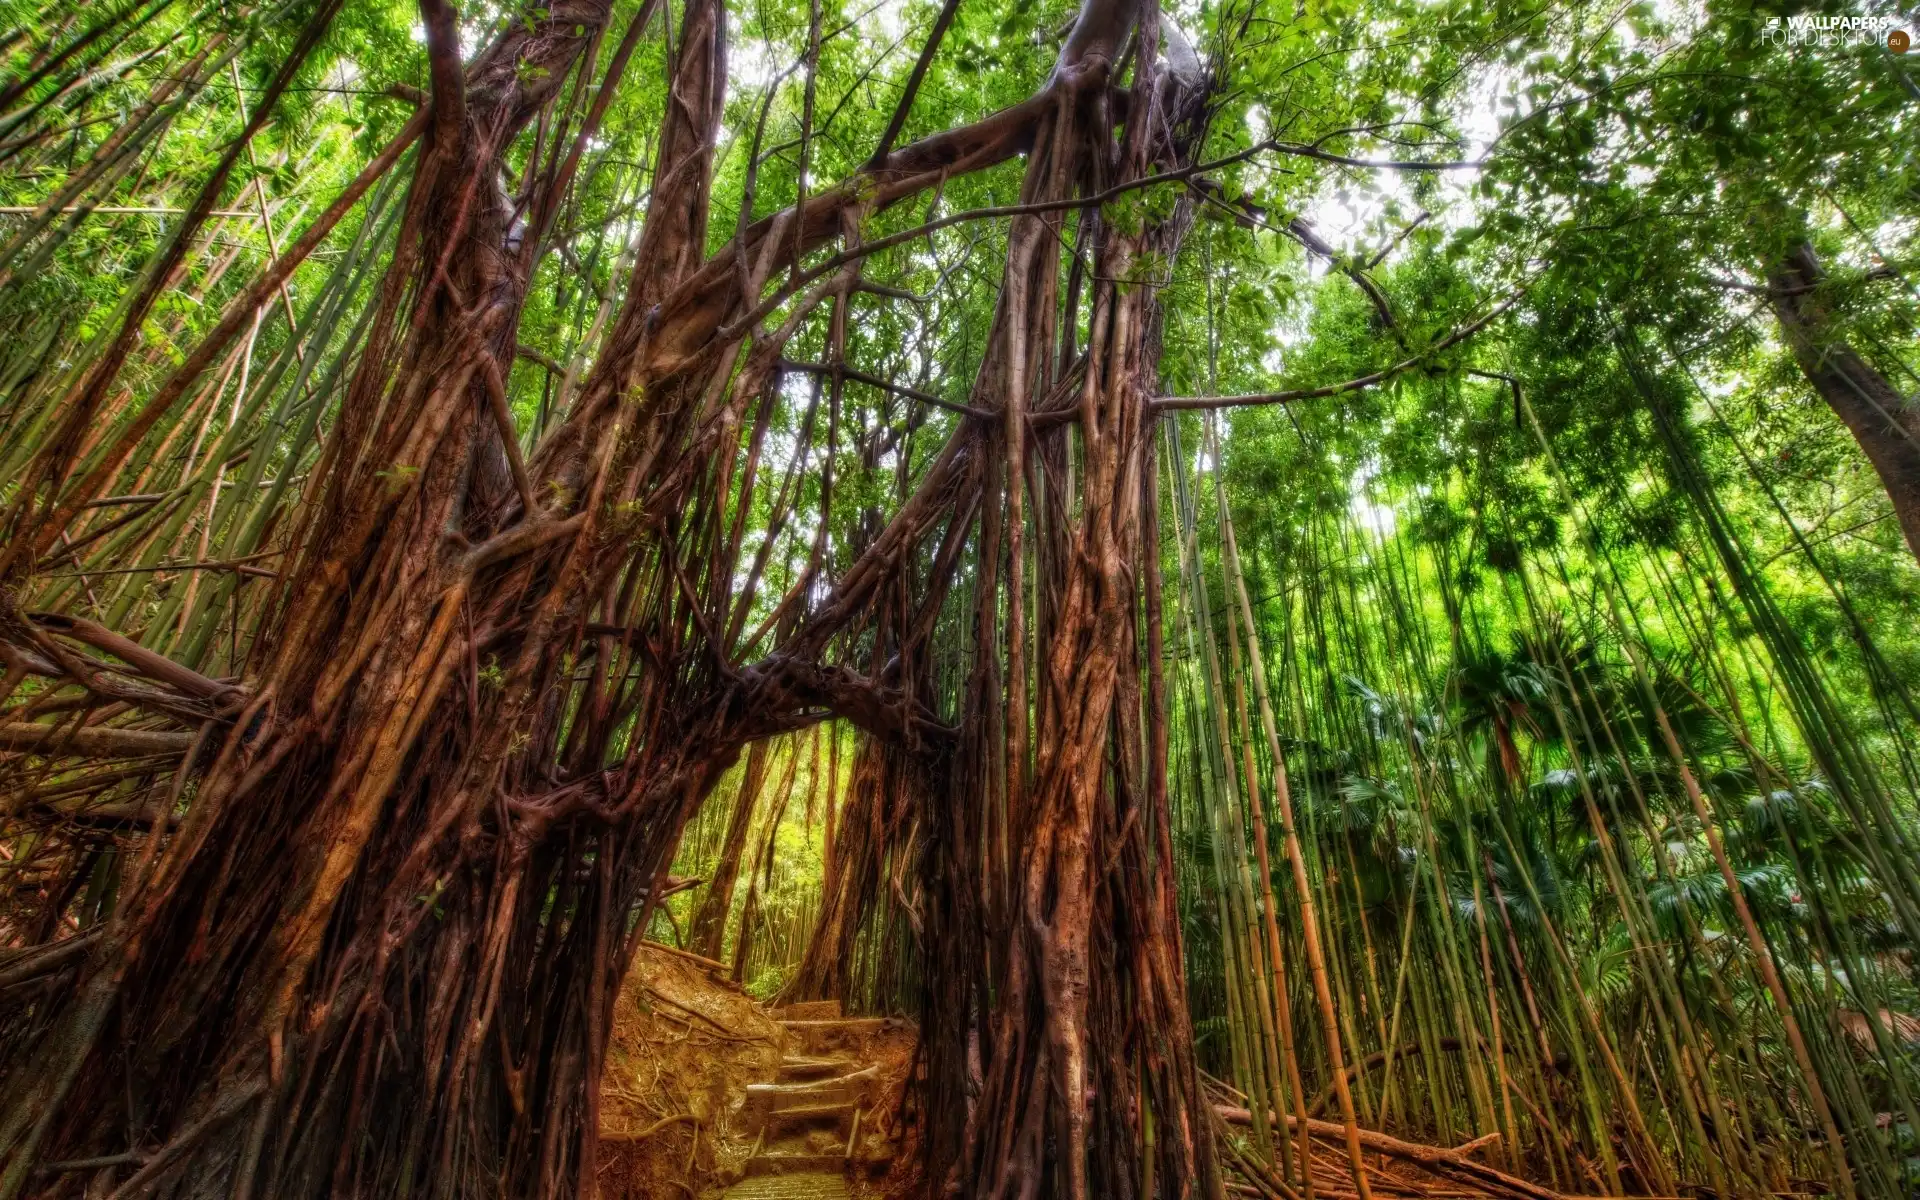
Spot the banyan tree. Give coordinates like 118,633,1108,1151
0,0,1916,1195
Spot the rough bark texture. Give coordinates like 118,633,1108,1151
922,7,1225,1198
1768,241,1920,564
0,0,1224,1194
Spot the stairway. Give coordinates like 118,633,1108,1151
720,1001,901,1198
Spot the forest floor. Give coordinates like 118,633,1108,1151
597,943,1574,1200
599,943,920,1199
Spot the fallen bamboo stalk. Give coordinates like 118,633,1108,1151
0,206,260,216
641,939,739,978
0,723,195,756
1216,1106,1566,1200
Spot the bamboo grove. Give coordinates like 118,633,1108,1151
0,0,1916,1196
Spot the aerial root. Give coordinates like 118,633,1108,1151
100,1075,265,1200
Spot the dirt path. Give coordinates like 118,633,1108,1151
599,946,916,1198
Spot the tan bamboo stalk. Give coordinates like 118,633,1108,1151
1465,846,1518,1170
1374,886,1418,1128
1174,514,1283,1167
2,105,428,574
1218,489,1373,1200
1338,828,1391,1121
1207,459,1313,1177
821,724,840,896
169,302,264,649
1225,595,1316,1182
1483,803,1632,1193
1166,442,1279,1165
1403,747,1500,1148
1314,840,1375,1126
1221,597,1310,1179
1184,423,1316,1187
1320,517,1405,1126
1642,665,1856,1200
1647,543,1883,1187
1481,849,1570,1187
1509,573,1732,1199
1518,378,1858,1200
1228,903,1280,1163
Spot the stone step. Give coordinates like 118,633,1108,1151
778,1016,893,1057
723,1169,851,1197
743,1067,878,1122
761,1101,857,1138
775,1055,853,1082
741,1153,851,1179
772,999,843,1021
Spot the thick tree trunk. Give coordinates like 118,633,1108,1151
0,0,1221,1195
1767,241,1920,564
928,8,1224,1197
